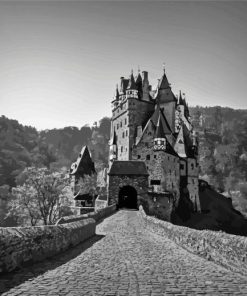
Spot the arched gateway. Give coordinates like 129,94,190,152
118,185,137,209
108,161,149,207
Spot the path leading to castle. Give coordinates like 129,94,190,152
1,210,247,296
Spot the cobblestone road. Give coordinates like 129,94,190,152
1,210,247,295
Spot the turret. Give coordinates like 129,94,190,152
126,70,138,99
154,114,166,151
155,65,176,132
111,84,120,109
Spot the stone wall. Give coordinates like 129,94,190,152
139,206,247,276
56,204,116,225
108,175,149,206
0,218,95,274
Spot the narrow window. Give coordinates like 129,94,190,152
125,118,127,125
117,124,119,129
154,155,157,159
146,155,150,160
120,121,122,127
126,130,128,136
121,146,123,152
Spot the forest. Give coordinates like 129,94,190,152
0,105,246,226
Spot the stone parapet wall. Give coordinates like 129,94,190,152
139,206,247,276
56,204,116,225
0,218,95,274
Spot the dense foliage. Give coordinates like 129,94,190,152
7,167,73,226
0,106,246,224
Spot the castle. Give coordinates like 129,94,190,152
107,66,201,219
70,66,201,220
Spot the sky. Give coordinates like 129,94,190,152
0,1,247,130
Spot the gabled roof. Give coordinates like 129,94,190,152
108,161,149,176
150,105,173,134
70,146,95,176
135,105,173,146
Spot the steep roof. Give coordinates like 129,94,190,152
150,105,172,134
154,114,166,138
135,72,142,85
135,105,173,146
155,69,177,104
158,71,170,90
108,161,149,176
174,126,187,158
70,146,95,176
174,124,195,158
127,71,137,90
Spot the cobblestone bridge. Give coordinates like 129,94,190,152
1,210,247,295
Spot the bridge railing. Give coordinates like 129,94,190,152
139,205,247,276
56,204,116,225
0,204,117,274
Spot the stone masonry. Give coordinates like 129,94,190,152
1,210,247,295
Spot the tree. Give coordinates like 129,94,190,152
8,167,73,226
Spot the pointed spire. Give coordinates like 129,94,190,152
127,70,137,90
158,63,170,90
155,114,166,139
136,67,142,84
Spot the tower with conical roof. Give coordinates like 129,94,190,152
155,65,177,133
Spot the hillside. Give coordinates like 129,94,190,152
0,105,247,225
180,182,247,236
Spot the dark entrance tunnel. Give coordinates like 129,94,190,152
118,186,138,209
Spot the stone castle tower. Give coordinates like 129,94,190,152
108,66,201,219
